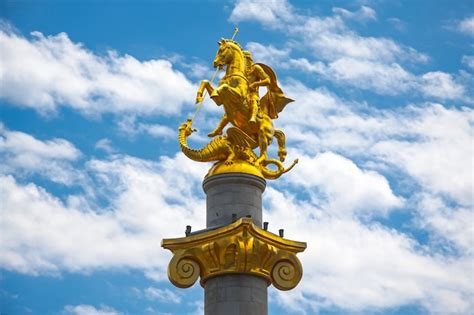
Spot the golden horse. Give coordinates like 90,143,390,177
180,39,298,179
195,39,296,173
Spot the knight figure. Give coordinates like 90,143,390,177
179,35,297,180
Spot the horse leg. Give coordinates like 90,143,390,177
196,80,215,104
256,132,271,165
208,114,229,137
274,129,287,162
216,84,245,106
255,119,274,165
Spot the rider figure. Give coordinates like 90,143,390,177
243,51,271,125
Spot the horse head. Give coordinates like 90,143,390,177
213,39,243,70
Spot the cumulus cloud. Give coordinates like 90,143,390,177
372,104,473,207
273,81,472,208
416,193,473,254
332,6,377,22
462,55,474,69
0,153,208,275
0,125,472,313
143,287,181,303
456,16,474,36
263,187,473,314
1,7,472,312
387,17,406,31
285,152,403,217
64,304,121,315
229,0,469,101
247,42,466,100
229,0,294,25
0,27,195,116
419,71,465,100
321,57,415,95
0,124,82,185
245,42,290,65
273,88,473,312
117,116,175,140
142,123,175,139
231,0,426,63
296,20,420,63
95,138,116,154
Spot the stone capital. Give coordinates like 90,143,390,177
161,218,306,291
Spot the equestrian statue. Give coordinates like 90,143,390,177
179,30,298,180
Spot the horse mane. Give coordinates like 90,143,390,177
222,39,242,49
221,39,245,65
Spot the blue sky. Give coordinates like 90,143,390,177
0,0,473,314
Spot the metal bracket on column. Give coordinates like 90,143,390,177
161,218,307,291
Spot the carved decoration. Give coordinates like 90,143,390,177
161,218,306,291
179,36,298,180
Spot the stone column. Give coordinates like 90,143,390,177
202,173,268,315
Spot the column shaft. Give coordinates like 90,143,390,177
203,173,266,228
202,173,268,315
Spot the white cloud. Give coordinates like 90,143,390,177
288,57,326,73
139,123,175,139
462,55,474,69
0,124,80,161
273,85,473,307
372,104,473,207
229,0,471,101
457,16,474,36
387,17,406,31
0,124,82,185
285,152,403,217
116,116,174,140
0,153,208,275
245,42,290,65
229,0,294,25
419,71,465,100
416,193,473,254
64,304,120,315
249,41,466,100
332,6,377,22
178,60,214,79
279,81,400,141
253,3,427,64
144,287,181,304
320,62,466,100
263,188,473,314
279,82,473,208
0,8,471,312
299,22,416,63
189,300,204,315
0,124,471,314
321,57,415,95
0,27,195,116
95,138,115,154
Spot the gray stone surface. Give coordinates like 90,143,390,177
203,173,266,228
203,173,268,315
204,274,268,315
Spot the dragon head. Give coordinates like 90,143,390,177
178,119,197,137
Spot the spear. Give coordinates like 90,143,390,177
190,26,239,124
231,26,239,40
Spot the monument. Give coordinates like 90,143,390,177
162,28,306,315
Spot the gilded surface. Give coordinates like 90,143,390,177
179,35,298,179
161,218,306,291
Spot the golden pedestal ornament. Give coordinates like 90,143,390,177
162,218,306,291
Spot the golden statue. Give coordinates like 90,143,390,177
179,33,297,180
165,30,307,294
